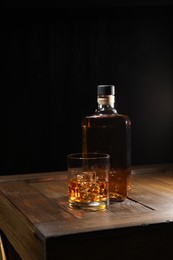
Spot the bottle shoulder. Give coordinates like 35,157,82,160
83,112,130,120
82,113,131,127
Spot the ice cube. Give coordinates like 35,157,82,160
83,171,96,182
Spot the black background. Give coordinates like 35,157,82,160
1,1,173,174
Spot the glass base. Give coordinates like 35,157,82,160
68,200,108,211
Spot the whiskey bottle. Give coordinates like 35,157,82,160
82,85,131,202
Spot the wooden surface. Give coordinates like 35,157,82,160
0,164,173,260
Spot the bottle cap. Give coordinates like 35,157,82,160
97,85,115,95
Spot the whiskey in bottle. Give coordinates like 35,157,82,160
82,85,131,202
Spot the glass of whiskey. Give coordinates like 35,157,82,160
67,152,110,211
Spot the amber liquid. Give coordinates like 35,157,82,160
68,173,108,211
82,114,131,202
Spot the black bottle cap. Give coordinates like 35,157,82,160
97,85,115,95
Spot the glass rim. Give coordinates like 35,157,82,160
67,152,110,160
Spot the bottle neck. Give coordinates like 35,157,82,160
96,95,117,113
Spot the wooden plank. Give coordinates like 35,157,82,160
44,222,173,260
0,194,44,260
34,206,173,239
0,171,66,182
0,180,73,224
129,170,173,210
131,163,173,175
30,179,153,214
0,163,172,182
